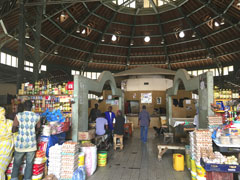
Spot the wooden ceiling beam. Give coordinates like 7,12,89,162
126,14,136,67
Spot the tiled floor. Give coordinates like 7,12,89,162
88,128,191,180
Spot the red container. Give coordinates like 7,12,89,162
206,172,233,180
67,81,74,90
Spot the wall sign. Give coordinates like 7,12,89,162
141,93,152,103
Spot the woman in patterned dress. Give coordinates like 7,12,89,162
0,106,14,179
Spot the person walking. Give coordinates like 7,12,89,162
0,107,14,180
138,105,150,143
11,100,41,180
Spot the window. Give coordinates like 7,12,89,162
223,67,229,75
6,54,11,66
24,60,33,72
229,65,234,72
1,52,6,64
203,69,208,73
209,69,215,76
71,70,80,75
97,72,101,79
12,56,17,67
87,72,91,79
41,65,47,71
192,70,197,76
92,72,97,79
198,70,203,75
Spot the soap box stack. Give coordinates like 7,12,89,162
48,144,62,179
194,130,213,164
61,141,79,180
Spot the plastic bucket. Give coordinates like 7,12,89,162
79,152,85,167
173,154,184,171
98,151,107,167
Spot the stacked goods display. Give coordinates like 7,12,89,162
194,130,213,164
6,150,46,180
61,141,79,180
48,144,62,179
80,142,97,177
18,81,73,96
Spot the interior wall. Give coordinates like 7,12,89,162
0,83,17,95
126,76,173,91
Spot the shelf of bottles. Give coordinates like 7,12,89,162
214,89,239,100
13,80,74,120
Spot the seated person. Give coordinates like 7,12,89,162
96,113,108,136
114,110,125,136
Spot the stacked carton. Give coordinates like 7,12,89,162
48,144,62,179
194,130,213,163
61,141,79,180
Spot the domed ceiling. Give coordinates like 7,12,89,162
0,0,240,72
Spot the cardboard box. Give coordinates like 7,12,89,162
78,129,96,140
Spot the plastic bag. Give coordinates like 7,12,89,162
72,166,86,180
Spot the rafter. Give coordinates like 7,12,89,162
149,0,158,14
126,15,136,68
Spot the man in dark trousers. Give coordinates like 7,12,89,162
89,103,101,123
11,100,41,180
105,106,116,143
138,105,150,143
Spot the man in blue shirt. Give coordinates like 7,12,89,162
105,106,115,143
138,105,150,143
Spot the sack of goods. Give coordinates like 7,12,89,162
61,141,79,179
81,143,97,177
48,144,62,179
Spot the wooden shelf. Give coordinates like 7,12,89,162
19,94,72,96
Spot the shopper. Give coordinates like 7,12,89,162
11,100,41,180
138,105,150,143
89,103,101,122
96,113,108,136
7,103,24,120
105,106,116,142
114,110,125,136
0,107,14,180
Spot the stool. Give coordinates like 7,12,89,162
113,134,123,150
157,145,185,160
163,133,174,144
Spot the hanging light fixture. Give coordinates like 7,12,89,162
54,49,58,55
192,32,196,38
130,40,134,46
237,0,240,6
144,36,150,42
214,21,220,27
76,26,80,33
81,29,86,35
161,39,164,44
25,30,30,39
179,31,185,38
101,36,105,42
111,34,117,41
220,18,225,25
61,11,65,18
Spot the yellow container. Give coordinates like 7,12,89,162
98,151,107,167
79,152,85,167
186,154,191,170
196,163,206,177
173,154,184,171
7,175,23,180
191,159,197,173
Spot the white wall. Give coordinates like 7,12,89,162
126,76,173,91
0,83,17,95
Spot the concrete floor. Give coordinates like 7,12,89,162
88,128,191,180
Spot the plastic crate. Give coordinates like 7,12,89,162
201,159,240,173
206,171,233,180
